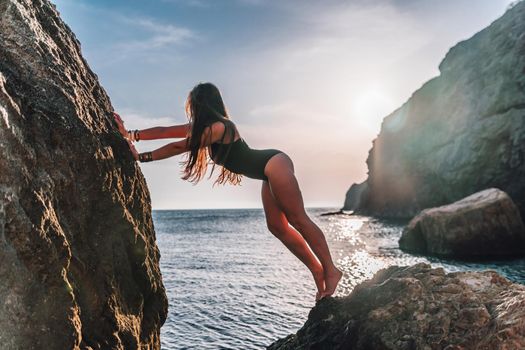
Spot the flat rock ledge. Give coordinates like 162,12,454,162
268,263,525,350
399,188,525,258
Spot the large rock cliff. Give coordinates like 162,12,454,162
345,2,525,218
0,0,168,348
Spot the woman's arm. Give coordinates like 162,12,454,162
138,122,225,162
144,139,189,161
136,124,190,140
113,112,190,140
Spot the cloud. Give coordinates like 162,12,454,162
54,1,196,59
236,0,264,5
161,0,263,6
115,16,196,52
160,0,209,7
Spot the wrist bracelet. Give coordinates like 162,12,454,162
126,129,141,142
127,129,136,141
139,152,153,162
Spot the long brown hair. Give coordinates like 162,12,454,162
181,82,242,186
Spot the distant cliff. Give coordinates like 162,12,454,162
344,1,525,218
0,0,167,349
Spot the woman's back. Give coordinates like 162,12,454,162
209,122,282,181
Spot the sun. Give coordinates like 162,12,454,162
350,87,395,133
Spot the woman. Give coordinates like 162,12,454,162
114,82,342,301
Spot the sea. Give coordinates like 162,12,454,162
154,208,525,349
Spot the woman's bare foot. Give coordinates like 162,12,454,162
322,267,343,298
311,265,325,301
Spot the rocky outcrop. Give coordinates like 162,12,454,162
343,181,368,212
399,188,525,258
0,1,167,349
344,2,525,219
268,263,525,350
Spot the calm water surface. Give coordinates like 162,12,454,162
154,208,525,349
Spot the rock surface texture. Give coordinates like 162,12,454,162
268,263,525,350
344,2,525,219
0,1,168,349
399,188,525,257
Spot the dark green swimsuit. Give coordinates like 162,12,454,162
210,137,283,181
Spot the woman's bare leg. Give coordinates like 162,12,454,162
262,181,326,300
265,153,342,298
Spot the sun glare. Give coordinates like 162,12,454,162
350,88,395,133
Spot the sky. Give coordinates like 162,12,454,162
53,0,516,209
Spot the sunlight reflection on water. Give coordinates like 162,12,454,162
155,208,525,349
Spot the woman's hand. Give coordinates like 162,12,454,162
126,139,139,161
113,112,128,139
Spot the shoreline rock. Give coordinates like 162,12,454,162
268,263,525,350
399,188,525,258
342,181,368,213
320,209,351,216
0,0,167,348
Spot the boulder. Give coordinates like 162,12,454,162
399,188,525,258
344,1,525,219
342,181,368,212
268,263,525,350
0,0,167,349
